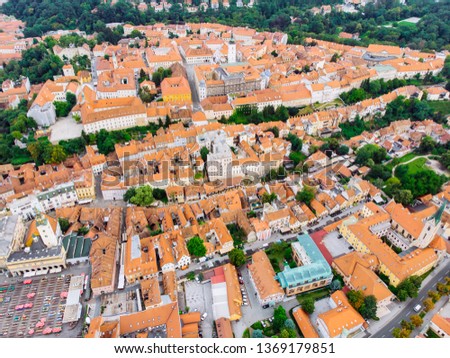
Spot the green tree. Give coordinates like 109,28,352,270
200,147,209,162
252,329,264,338
410,315,423,328
419,136,436,154
287,133,303,152
273,306,287,333
123,187,137,202
47,144,67,164
187,272,195,281
66,92,76,108
187,236,207,257
347,290,365,310
393,189,413,206
262,192,277,204
359,295,378,320
58,218,70,234
436,282,450,295
439,151,450,170
397,276,422,300
280,329,289,338
336,145,349,156
229,248,246,267
152,188,168,203
289,151,305,167
330,53,339,63
296,186,315,206
355,144,387,166
302,297,315,314
129,185,155,207
284,318,295,330
392,327,411,338
427,290,441,303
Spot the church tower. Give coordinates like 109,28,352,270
412,200,447,249
228,38,236,64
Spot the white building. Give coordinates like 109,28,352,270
7,194,44,220
27,101,56,127
36,182,78,212
206,131,233,181
228,41,236,64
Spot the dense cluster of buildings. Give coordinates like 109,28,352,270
0,13,449,340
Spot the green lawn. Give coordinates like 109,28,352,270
397,152,418,164
313,98,344,111
397,157,427,175
398,21,417,28
385,152,418,171
296,287,331,305
427,101,450,116
297,105,314,116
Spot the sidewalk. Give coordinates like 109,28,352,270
414,296,448,337
365,259,450,336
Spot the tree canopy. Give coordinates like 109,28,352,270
187,236,207,257
126,185,155,207
229,248,246,267
295,186,315,206
301,297,315,314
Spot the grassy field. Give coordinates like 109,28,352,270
427,100,450,115
398,21,417,28
398,157,427,175
313,98,344,110
297,106,314,116
385,152,418,171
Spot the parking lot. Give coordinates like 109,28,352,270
232,266,274,337
0,276,71,337
184,281,214,338
322,231,353,258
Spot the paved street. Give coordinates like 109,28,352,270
370,258,450,337
184,63,201,111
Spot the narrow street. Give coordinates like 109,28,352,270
184,62,201,111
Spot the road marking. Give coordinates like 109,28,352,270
382,334,386,338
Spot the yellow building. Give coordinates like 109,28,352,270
161,76,192,103
338,206,438,287
74,169,96,202
6,214,66,276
